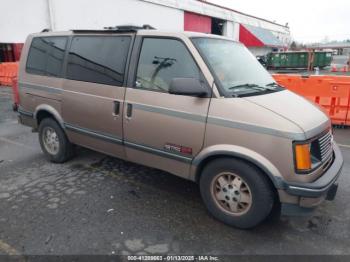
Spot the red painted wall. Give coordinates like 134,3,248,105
184,12,211,33
0,43,23,62
13,43,24,61
239,24,264,47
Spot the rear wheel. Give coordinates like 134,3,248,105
38,118,74,163
199,158,275,229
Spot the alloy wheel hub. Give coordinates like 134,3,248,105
42,127,59,155
211,172,252,215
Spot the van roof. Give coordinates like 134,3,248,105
30,28,237,42
30,24,237,42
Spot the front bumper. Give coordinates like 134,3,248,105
284,143,343,198
280,143,343,215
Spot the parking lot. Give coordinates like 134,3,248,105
0,87,349,256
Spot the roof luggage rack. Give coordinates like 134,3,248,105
104,24,156,31
72,24,156,34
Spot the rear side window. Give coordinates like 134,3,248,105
26,37,67,77
67,36,131,86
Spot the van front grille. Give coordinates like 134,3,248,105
318,131,333,162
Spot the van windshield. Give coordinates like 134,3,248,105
191,37,282,97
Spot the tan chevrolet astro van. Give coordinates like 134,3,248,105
17,25,343,228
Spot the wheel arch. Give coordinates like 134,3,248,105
191,145,285,191
34,104,65,129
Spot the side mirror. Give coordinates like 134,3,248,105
169,78,209,97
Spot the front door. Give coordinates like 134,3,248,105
123,37,211,178
62,34,132,158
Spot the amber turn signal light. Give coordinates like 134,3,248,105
295,144,312,171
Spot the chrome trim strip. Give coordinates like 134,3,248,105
207,117,306,140
288,185,325,193
64,123,192,163
319,134,331,143
320,142,331,150
16,82,327,141
132,103,207,123
64,123,123,145
19,82,62,94
132,103,307,140
124,141,192,163
18,107,34,118
321,146,332,156
63,89,122,101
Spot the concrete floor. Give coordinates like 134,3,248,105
0,87,349,256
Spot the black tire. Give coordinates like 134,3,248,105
38,118,74,163
199,158,275,229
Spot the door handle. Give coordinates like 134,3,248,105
126,103,133,119
113,101,120,116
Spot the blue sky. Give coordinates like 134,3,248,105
208,0,350,43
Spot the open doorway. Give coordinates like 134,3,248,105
211,17,225,35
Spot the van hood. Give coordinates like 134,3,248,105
243,90,331,139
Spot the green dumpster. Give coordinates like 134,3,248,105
314,52,333,68
267,51,332,69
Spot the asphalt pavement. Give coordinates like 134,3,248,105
0,87,349,257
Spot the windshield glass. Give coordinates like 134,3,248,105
191,37,278,96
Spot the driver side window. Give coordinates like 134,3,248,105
136,38,200,92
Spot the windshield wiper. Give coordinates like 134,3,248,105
266,82,282,89
229,83,278,91
228,83,281,97
228,83,267,90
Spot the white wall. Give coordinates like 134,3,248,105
232,22,240,41
50,0,184,31
0,0,184,43
144,0,290,35
222,21,239,41
0,0,50,43
0,0,289,44
222,21,234,39
248,47,273,56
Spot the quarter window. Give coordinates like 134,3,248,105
67,36,131,86
136,38,200,92
26,37,67,77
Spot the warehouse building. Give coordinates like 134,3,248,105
0,0,291,62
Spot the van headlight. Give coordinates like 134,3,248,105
294,141,322,173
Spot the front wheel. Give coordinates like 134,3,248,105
38,118,74,163
199,158,275,229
